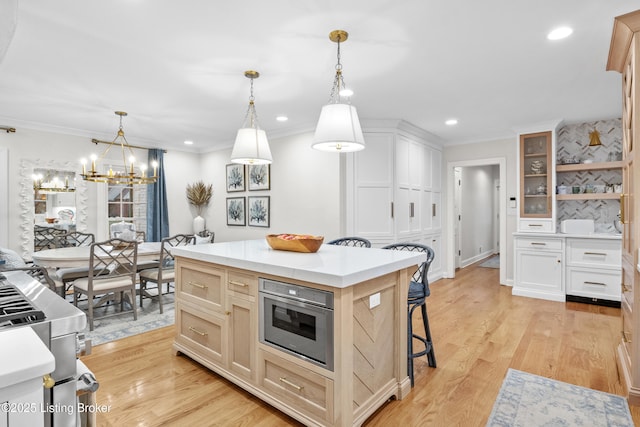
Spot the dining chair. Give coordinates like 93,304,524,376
327,236,372,248
138,234,195,313
33,225,67,251
54,231,96,298
72,238,138,331
381,242,436,387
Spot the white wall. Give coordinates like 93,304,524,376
460,165,498,266
197,132,342,242
0,127,342,254
443,137,517,284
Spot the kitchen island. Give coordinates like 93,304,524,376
171,239,424,427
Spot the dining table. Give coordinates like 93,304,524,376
31,241,162,268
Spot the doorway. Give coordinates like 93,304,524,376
445,158,507,285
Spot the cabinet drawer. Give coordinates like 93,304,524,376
227,269,258,298
566,268,621,301
515,237,562,251
259,350,334,423
175,302,226,365
566,239,621,268
519,219,554,232
177,263,225,312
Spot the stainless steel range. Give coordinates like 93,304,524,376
0,270,91,427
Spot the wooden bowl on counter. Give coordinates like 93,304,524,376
266,234,324,253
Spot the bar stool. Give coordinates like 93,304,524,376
382,243,436,386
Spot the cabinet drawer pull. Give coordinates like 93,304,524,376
622,283,631,293
279,377,304,391
188,326,208,336
528,224,543,227
432,203,436,217
584,281,606,286
530,242,546,246
622,330,632,344
621,194,627,224
409,202,415,218
188,281,208,290
391,202,394,219
584,252,606,256
280,377,304,391
229,280,248,287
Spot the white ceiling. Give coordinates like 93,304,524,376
0,1,638,154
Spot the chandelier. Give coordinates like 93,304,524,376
312,30,365,152
33,169,75,193
230,70,273,165
80,111,158,185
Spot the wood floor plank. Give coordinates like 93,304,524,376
81,259,640,426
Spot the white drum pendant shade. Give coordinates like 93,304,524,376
312,103,365,152
231,128,273,165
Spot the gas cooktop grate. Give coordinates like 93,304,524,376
0,281,46,327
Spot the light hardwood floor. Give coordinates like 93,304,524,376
81,258,640,426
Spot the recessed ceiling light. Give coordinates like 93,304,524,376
445,119,458,126
547,27,573,40
276,115,288,122
184,140,194,145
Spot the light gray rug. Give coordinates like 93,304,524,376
487,369,634,426
480,255,500,269
76,293,174,346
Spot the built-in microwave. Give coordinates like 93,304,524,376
258,278,334,371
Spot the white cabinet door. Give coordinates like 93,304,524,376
514,245,564,302
431,192,441,230
431,148,442,192
351,133,395,239
426,233,442,281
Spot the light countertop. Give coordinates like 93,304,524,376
171,239,424,288
513,232,621,240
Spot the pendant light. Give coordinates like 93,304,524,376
231,70,273,165
312,30,365,152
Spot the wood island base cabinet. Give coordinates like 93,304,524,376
172,256,413,427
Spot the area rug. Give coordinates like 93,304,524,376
487,369,634,426
77,293,175,346
480,255,500,268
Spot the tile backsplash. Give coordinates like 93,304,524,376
556,118,622,233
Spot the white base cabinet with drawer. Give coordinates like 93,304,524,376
565,238,621,303
513,236,564,302
513,233,621,304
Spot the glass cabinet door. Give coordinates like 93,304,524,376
520,131,552,218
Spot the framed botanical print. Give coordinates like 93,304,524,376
226,164,245,192
248,164,270,191
226,197,246,226
248,196,270,227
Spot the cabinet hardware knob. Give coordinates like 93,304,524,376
620,194,627,224
43,374,55,389
225,311,231,316
622,283,631,293
622,330,632,344
229,280,248,287
279,377,304,391
188,281,208,290
188,326,208,336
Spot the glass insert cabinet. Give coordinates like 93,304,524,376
520,131,552,218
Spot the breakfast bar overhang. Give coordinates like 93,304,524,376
171,239,424,427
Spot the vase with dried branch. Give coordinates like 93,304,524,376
186,181,213,234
